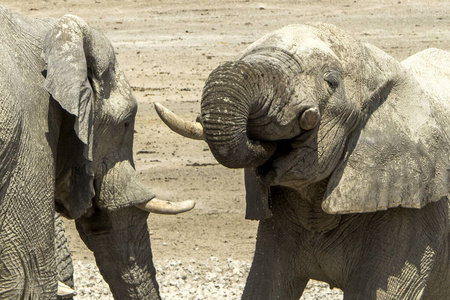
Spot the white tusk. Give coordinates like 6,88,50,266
154,102,204,140
136,198,196,215
57,281,77,297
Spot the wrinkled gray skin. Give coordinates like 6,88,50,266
0,7,161,299
199,24,450,299
55,212,74,294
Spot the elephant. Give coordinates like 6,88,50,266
0,6,195,299
156,23,450,299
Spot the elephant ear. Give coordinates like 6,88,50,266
323,80,450,214
43,15,96,219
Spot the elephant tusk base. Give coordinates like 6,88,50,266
57,281,77,297
136,198,196,214
154,102,204,140
300,107,321,130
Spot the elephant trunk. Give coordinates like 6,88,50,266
76,208,160,300
75,160,164,299
201,61,277,169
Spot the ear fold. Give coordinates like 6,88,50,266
43,15,95,219
323,81,449,214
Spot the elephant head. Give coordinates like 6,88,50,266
41,15,194,298
156,23,449,220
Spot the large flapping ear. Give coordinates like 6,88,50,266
323,77,450,214
43,15,96,219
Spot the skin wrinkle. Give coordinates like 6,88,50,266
202,61,278,167
276,184,341,234
241,50,303,119
318,118,348,161
1,12,50,75
202,103,248,145
0,118,22,233
248,66,276,121
92,64,137,177
202,66,253,131
272,145,317,187
0,129,55,298
204,93,249,121
256,78,296,122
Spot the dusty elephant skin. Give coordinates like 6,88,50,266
160,23,450,299
0,6,194,299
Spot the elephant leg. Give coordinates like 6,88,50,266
55,212,74,299
0,222,56,299
242,218,309,300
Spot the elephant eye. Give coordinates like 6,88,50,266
122,115,135,130
324,71,339,90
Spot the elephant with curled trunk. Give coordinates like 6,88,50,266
0,6,195,299
157,23,450,299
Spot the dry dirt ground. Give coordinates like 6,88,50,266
3,0,449,298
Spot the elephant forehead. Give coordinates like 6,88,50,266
243,24,339,61
103,68,137,116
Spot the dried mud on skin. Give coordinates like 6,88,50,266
2,0,448,298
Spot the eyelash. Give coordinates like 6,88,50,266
324,72,339,89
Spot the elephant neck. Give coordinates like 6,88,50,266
272,181,341,233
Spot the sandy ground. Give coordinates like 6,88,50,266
2,0,449,298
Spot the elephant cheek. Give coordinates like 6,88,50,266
96,160,155,210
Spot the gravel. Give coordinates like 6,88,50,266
73,258,343,299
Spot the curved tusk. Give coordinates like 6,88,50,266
57,281,77,297
154,102,204,140
136,198,196,215
299,107,321,130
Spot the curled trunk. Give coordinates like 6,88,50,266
200,61,277,168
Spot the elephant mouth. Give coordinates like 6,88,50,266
256,130,317,187
256,141,289,185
